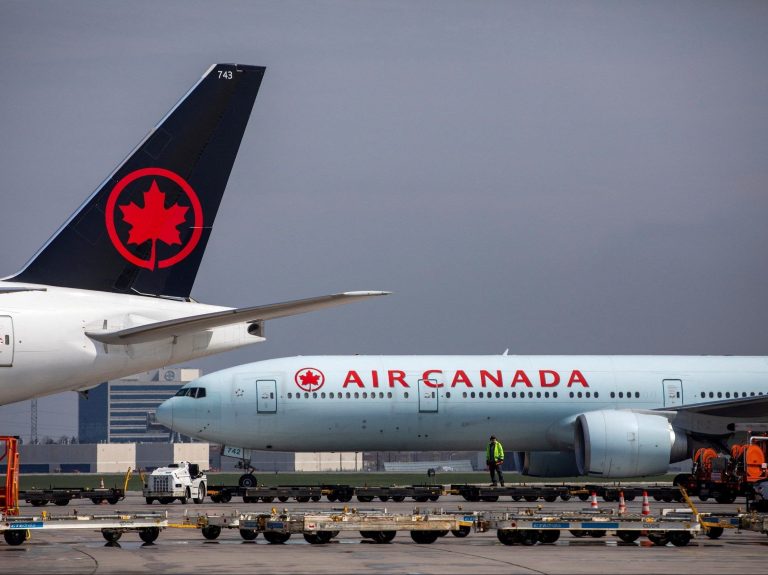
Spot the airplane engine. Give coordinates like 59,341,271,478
575,410,688,477
513,450,581,477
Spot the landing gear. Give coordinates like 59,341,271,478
238,474,257,488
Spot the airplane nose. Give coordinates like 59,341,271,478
156,399,173,428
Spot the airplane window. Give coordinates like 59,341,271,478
577,392,582,398
312,392,318,399
725,392,730,398
544,392,549,398
496,392,500,398
470,392,476,398
362,392,368,398
528,392,534,398
321,392,326,399
610,392,615,398
569,392,574,398
195,388,206,398
594,392,599,398
479,392,484,398
618,392,623,398
634,392,639,398
462,392,467,398
503,392,508,398
743,392,747,397
303,392,309,399
717,392,722,398
174,389,186,397
445,392,451,399
328,392,333,398
511,392,516,398
287,393,292,399
709,392,714,398
404,392,409,399
387,392,392,398
553,392,558,398
371,394,376,400
585,392,590,398
346,392,351,399
751,392,755,396
354,392,360,399
536,392,541,398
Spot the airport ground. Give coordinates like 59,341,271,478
2,490,766,574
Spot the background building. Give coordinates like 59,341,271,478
78,368,201,443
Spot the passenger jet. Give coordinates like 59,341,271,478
157,354,768,479
0,64,386,405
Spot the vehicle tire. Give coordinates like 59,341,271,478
670,532,692,547
705,526,724,539
616,531,641,543
327,494,337,502
413,496,429,503
296,496,310,503
261,496,274,503
107,496,120,505
337,493,353,503
543,495,557,503
392,495,406,502
263,531,291,544
102,529,122,543
220,492,232,503
588,530,606,538
278,496,289,503
3,530,27,546
54,499,69,506
210,495,221,503
139,527,160,544
30,499,46,507
201,525,221,540
560,494,572,501
311,495,321,502
239,529,258,541
497,529,518,545
357,495,374,503
410,530,439,544
193,484,205,504
481,495,499,502
570,530,586,537
379,496,390,502
518,529,538,546
577,493,589,501
145,497,154,505
511,495,522,502
160,497,173,505
178,497,187,505
537,530,560,544
304,531,333,544
238,473,257,488
523,495,538,502
372,530,396,544
715,492,737,504
429,495,440,502
624,494,636,502
451,525,471,538
602,494,615,503
647,532,670,546
93,498,105,505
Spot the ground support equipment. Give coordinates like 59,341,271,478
480,508,701,546
20,487,125,507
0,511,168,546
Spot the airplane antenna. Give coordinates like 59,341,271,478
502,349,509,356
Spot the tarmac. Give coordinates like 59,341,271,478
1,493,766,574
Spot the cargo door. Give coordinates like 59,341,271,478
418,378,438,413
662,379,683,407
0,316,13,366
256,380,277,413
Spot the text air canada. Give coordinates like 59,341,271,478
336,369,589,389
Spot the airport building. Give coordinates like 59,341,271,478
78,368,201,443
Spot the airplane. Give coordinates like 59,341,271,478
157,354,768,480
0,64,387,406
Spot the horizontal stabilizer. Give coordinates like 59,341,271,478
85,291,390,345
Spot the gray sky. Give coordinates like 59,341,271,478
1,0,767,441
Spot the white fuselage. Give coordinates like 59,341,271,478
0,281,261,405
159,355,768,452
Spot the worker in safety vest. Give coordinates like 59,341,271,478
486,435,505,486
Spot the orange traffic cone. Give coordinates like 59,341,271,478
618,491,627,515
590,491,599,509
641,491,651,516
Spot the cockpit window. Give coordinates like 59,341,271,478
194,387,206,398
175,387,205,398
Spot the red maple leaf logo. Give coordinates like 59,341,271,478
119,180,189,270
300,371,321,386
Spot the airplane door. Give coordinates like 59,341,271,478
256,380,277,413
0,316,13,367
233,375,258,422
418,378,438,413
662,379,683,407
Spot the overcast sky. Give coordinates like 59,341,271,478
1,0,767,441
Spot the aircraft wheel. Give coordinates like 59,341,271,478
238,473,257,488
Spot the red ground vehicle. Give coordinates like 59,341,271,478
675,433,768,510
0,436,20,516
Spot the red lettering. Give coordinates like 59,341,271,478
511,370,533,387
567,370,589,387
422,369,444,388
451,370,473,388
342,370,365,388
480,370,503,388
539,370,560,387
371,370,379,388
388,370,409,388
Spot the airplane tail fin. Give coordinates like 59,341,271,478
9,64,265,299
